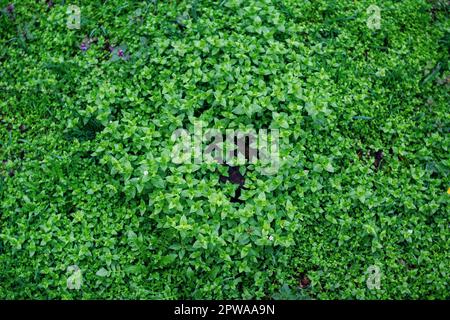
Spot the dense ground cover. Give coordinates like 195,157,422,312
0,0,449,299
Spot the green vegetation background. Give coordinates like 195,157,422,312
0,0,449,299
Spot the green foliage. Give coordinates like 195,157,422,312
272,284,311,300
0,0,449,299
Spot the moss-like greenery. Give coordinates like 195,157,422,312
0,0,449,299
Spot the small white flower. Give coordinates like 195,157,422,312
269,235,274,241
143,170,149,176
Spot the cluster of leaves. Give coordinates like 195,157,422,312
0,0,449,299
